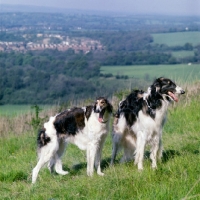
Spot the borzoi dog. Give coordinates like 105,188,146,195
111,77,185,170
32,97,112,183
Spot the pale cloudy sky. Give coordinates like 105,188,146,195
1,0,200,16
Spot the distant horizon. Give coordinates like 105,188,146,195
0,0,200,16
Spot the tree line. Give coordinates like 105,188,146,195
0,49,102,104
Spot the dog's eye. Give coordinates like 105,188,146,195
100,100,105,105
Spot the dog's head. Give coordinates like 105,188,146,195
152,77,185,102
94,97,113,123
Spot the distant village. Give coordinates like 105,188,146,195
0,33,104,53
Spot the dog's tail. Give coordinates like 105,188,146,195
37,128,51,148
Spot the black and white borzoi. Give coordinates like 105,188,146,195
111,77,185,170
32,97,112,183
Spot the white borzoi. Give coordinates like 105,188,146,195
32,97,112,183
111,77,185,170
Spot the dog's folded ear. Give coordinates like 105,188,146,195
152,77,164,92
107,101,113,113
85,105,93,120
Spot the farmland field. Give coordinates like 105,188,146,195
152,31,200,46
0,105,51,116
100,64,200,83
171,50,194,58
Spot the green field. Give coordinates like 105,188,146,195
152,31,200,46
0,105,51,116
101,64,200,83
171,50,194,58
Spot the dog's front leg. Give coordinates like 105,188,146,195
150,135,162,169
134,131,146,170
150,143,159,169
95,135,107,176
86,143,96,176
157,134,163,161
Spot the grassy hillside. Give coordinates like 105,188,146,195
101,64,200,83
0,82,200,199
152,31,200,46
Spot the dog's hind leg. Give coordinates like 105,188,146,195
157,136,163,160
48,157,55,173
48,141,67,174
121,146,135,163
32,154,49,183
110,131,123,165
54,139,68,175
95,134,107,176
32,142,58,184
121,134,136,163
110,141,119,165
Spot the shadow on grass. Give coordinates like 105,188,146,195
61,157,111,175
108,149,182,166
142,149,181,164
161,150,181,163
0,171,28,182
61,149,186,175
193,150,199,154
144,149,181,163
101,157,111,170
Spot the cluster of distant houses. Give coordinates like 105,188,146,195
0,35,104,53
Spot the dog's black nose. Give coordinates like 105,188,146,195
181,90,185,94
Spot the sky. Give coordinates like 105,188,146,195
1,0,200,16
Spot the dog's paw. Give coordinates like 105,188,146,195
56,170,69,175
137,163,143,171
151,164,157,170
87,171,93,176
97,171,104,176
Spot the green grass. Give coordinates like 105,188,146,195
171,50,194,58
152,31,200,46
0,105,51,117
0,95,200,199
101,64,200,83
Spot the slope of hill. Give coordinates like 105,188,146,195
0,82,199,199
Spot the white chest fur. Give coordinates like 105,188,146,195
66,112,109,150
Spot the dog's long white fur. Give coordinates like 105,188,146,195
111,79,184,170
32,102,111,184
